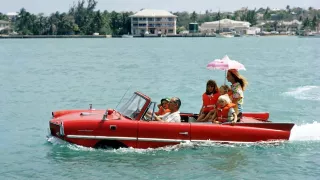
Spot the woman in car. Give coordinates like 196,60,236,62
196,80,220,122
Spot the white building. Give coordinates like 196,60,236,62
0,20,10,31
129,9,177,35
246,27,261,35
257,20,302,32
200,19,250,33
6,12,18,21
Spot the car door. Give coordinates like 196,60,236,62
94,119,138,148
137,101,191,149
137,121,191,149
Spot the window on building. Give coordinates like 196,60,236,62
156,18,162,21
148,18,154,21
168,29,173,33
139,24,146,27
168,18,173,21
132,18,138,21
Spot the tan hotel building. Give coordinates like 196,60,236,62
130,9,177,35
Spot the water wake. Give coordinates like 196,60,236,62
283,85,320,101
289,122,320,141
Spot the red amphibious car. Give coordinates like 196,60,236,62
49,92,294,149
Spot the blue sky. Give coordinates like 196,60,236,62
1,0,319,14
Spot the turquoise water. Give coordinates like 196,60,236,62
1,37,320,179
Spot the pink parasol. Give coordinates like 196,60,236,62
206,55,246,84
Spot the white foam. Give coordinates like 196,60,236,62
283,86,320,101
289,122,320,141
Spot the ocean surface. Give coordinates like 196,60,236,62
0,37,320,179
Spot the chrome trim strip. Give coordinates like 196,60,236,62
78,130,94,132
66,135,188,143
138,138,187,143
67,135,137,141
65,135,281,144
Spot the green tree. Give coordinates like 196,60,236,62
263,7,271,20
0,13,9,21
302,17,310,29
90,10,104,34
69,0,98,34
190,11,197,22
286,5,291,13
311,16,317,30
246,9,257,26
15,8,35,35
109,11,120,35
173,11,190,28
215,11,221,21
176,26,186,34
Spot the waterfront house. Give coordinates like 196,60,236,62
257,20,302,33
129,9,177,35
200,19,250,34
0,20,10,32
6,12,18,21
246,27,261,35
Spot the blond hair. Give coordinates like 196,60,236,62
220,85,231,94
218,94,232,104
228,69,248,90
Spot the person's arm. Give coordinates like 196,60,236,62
154,114,164,122
231,112,237,123
198,106,204,115
227,108,237,124
232,86,244,104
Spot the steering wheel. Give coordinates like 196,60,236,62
142,111,153,121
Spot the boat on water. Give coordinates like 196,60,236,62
216,33,234,38
49,91,295,149
122,33,133,38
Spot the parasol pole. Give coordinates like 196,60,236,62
224,70,227,85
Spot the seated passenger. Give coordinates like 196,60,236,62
196,80,220,122
154,97,181,123
155,97,171,116
219,85,231,96
212,95,237,124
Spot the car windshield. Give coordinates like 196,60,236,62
142,102,157,121
117,93,147,119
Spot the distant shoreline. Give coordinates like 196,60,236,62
0,34,297,39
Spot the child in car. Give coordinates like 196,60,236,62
155,97,171,116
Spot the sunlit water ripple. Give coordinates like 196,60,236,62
0,37,319,179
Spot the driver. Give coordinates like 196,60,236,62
154,97,181,123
